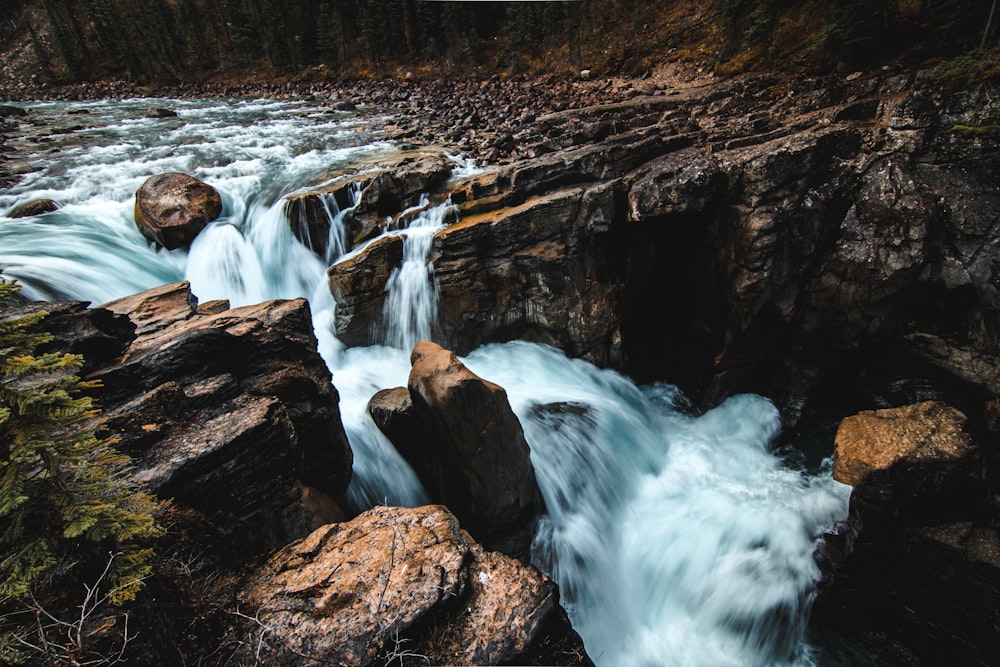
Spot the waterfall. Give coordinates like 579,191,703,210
0,97,854,667
381,195,452,351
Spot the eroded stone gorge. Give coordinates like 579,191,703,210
5,64,999,664
323,70,1000,427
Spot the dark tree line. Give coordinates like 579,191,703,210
13,0,1000,84
718,0,996,63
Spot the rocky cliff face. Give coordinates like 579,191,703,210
18,281,354,555
327,70,1000,429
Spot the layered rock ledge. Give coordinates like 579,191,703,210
324,70,1000,429
14,281,353,555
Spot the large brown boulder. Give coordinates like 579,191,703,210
368,341,540,557
236,504,590,667
6,197,58,218
134,172,222,250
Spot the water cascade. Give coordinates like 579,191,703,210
0,98,852,667
381,194,451,350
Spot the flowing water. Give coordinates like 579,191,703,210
0,98,854,666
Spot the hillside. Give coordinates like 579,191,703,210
0,0,997,92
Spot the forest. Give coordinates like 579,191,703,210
0,0,996,85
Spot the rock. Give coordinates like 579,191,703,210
332,99,356,111
437,184,622,364
0,105,26,117
353,153,455,217
283,190,346,260
81,281,354,555
6,198,58,218
627,148,724,220
3,299,134,375
237,505,590,666
331,182,624,365
145,107,178,118
368,341,540,557
833,401,973,487
134,172,222,250
367,386,420,452
327,234,403,342
286,152,454,259
814,402,996,665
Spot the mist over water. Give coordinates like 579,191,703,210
0,98,852,666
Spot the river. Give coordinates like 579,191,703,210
0,97,858,666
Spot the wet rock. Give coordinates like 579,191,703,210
145,107,178,118
0,105,26,117
85,281,353,555
283,190,345,260
435,183,622,364
332,182,623,366
237,504,589,666
286,152,454,259
369,341,540,557
6,197,59,218
327,234,403,344
134,172,222,250
367,386,420,454
353,153,455,216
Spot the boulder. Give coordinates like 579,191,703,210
327,234,403,341
236,504,590,666
145,107,178,118
833,401,973,487
367,386,421,454
813,401,997,665
6,198,58,218
134,172,222,250
368,341,540,557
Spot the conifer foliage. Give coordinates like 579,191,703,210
0,276,162,609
